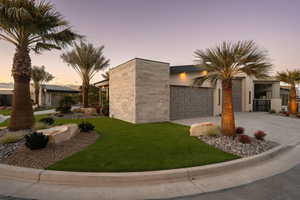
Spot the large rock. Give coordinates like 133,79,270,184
190,122,216,136
41,124,79,144
81,108,97,115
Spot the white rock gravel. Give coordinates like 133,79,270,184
199,135,279,157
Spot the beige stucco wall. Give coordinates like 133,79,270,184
109,59,136,123
109,58,170,123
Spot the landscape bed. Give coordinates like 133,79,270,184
0,116,240,172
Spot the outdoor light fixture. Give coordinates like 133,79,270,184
179,72,187,80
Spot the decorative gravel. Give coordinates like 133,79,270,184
1,131,99,169
199,135,279,157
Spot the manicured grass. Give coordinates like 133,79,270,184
0,109,11,116
0,114,49,127
47,117,239,172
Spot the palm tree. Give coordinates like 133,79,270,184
61,41,109,108
31,66,54,107
0,0,80,130
101,71,110,80
194,41,272,136
275,70,300,114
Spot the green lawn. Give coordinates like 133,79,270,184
46,117,239,172
0,109,11,116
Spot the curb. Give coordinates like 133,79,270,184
0,144,294,186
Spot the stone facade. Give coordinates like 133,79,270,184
109,58,170,123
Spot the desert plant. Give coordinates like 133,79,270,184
275,70,300,114
0,133,24,144
206,126,221,137
238,134,252,144
235,127,245,134
39,117,55,125
25,132,49,150
56,96,75,113
102,102,109,116
194,41,271,136
254,130,267,140
33,122,49,130
0,0,80,131
61,41,109,108
78,122,95,132
269,109,276,114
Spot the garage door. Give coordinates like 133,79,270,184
170,86,213,120
232,79,242,112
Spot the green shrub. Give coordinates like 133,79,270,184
101,103,109,116
78,122,95,132
206,126,221,137
56,96,75,114
33,122,49,130
0,133,23,144
39,117,55,125
25,132,49,150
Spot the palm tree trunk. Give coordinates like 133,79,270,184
289,84,298,114
82,82,89,108
9,47,34,131
34,82,40,107
221,79,236,136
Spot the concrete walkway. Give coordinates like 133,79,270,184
173,112,300,146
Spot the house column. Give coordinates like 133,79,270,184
271,82,281,112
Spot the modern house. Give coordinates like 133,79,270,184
95,58,285,123
30,84,79,107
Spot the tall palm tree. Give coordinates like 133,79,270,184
0,0,80,130
61,41,109,108
275,70,300,114
194,41,272,136
101,71,110,80
31,65,54,107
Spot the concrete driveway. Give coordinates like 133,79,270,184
173,112,300,146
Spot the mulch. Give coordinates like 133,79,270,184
3,131,99,169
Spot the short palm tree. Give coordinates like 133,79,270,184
31,66,54,107
61,41,109,108
0,0,80,130
194,41,272,136
275,70,300,114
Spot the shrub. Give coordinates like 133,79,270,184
25,132,49,150
101,103,109,116
39,117,55,125
254,130,267,140
56,96,75,113
33,122,49,131
206,126,221,137
0,133,23,144
235,127,245,134
269,109,276,114
78,122,95,132
297,114,300,118
238,134,252,144
285,112,290,117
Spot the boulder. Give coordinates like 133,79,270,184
41,124,79,144
81,108,97,115
190,122,216,136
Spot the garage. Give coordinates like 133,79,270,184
170,86,213,120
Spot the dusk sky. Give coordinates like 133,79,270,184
0,0,299,85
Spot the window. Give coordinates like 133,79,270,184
249,91,252,104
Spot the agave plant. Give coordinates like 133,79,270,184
194,41,272,136
275,70,300,114
0,0,80,130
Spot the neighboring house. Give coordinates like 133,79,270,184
94,58,285,123
30,84,79,107
0,83,13,106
